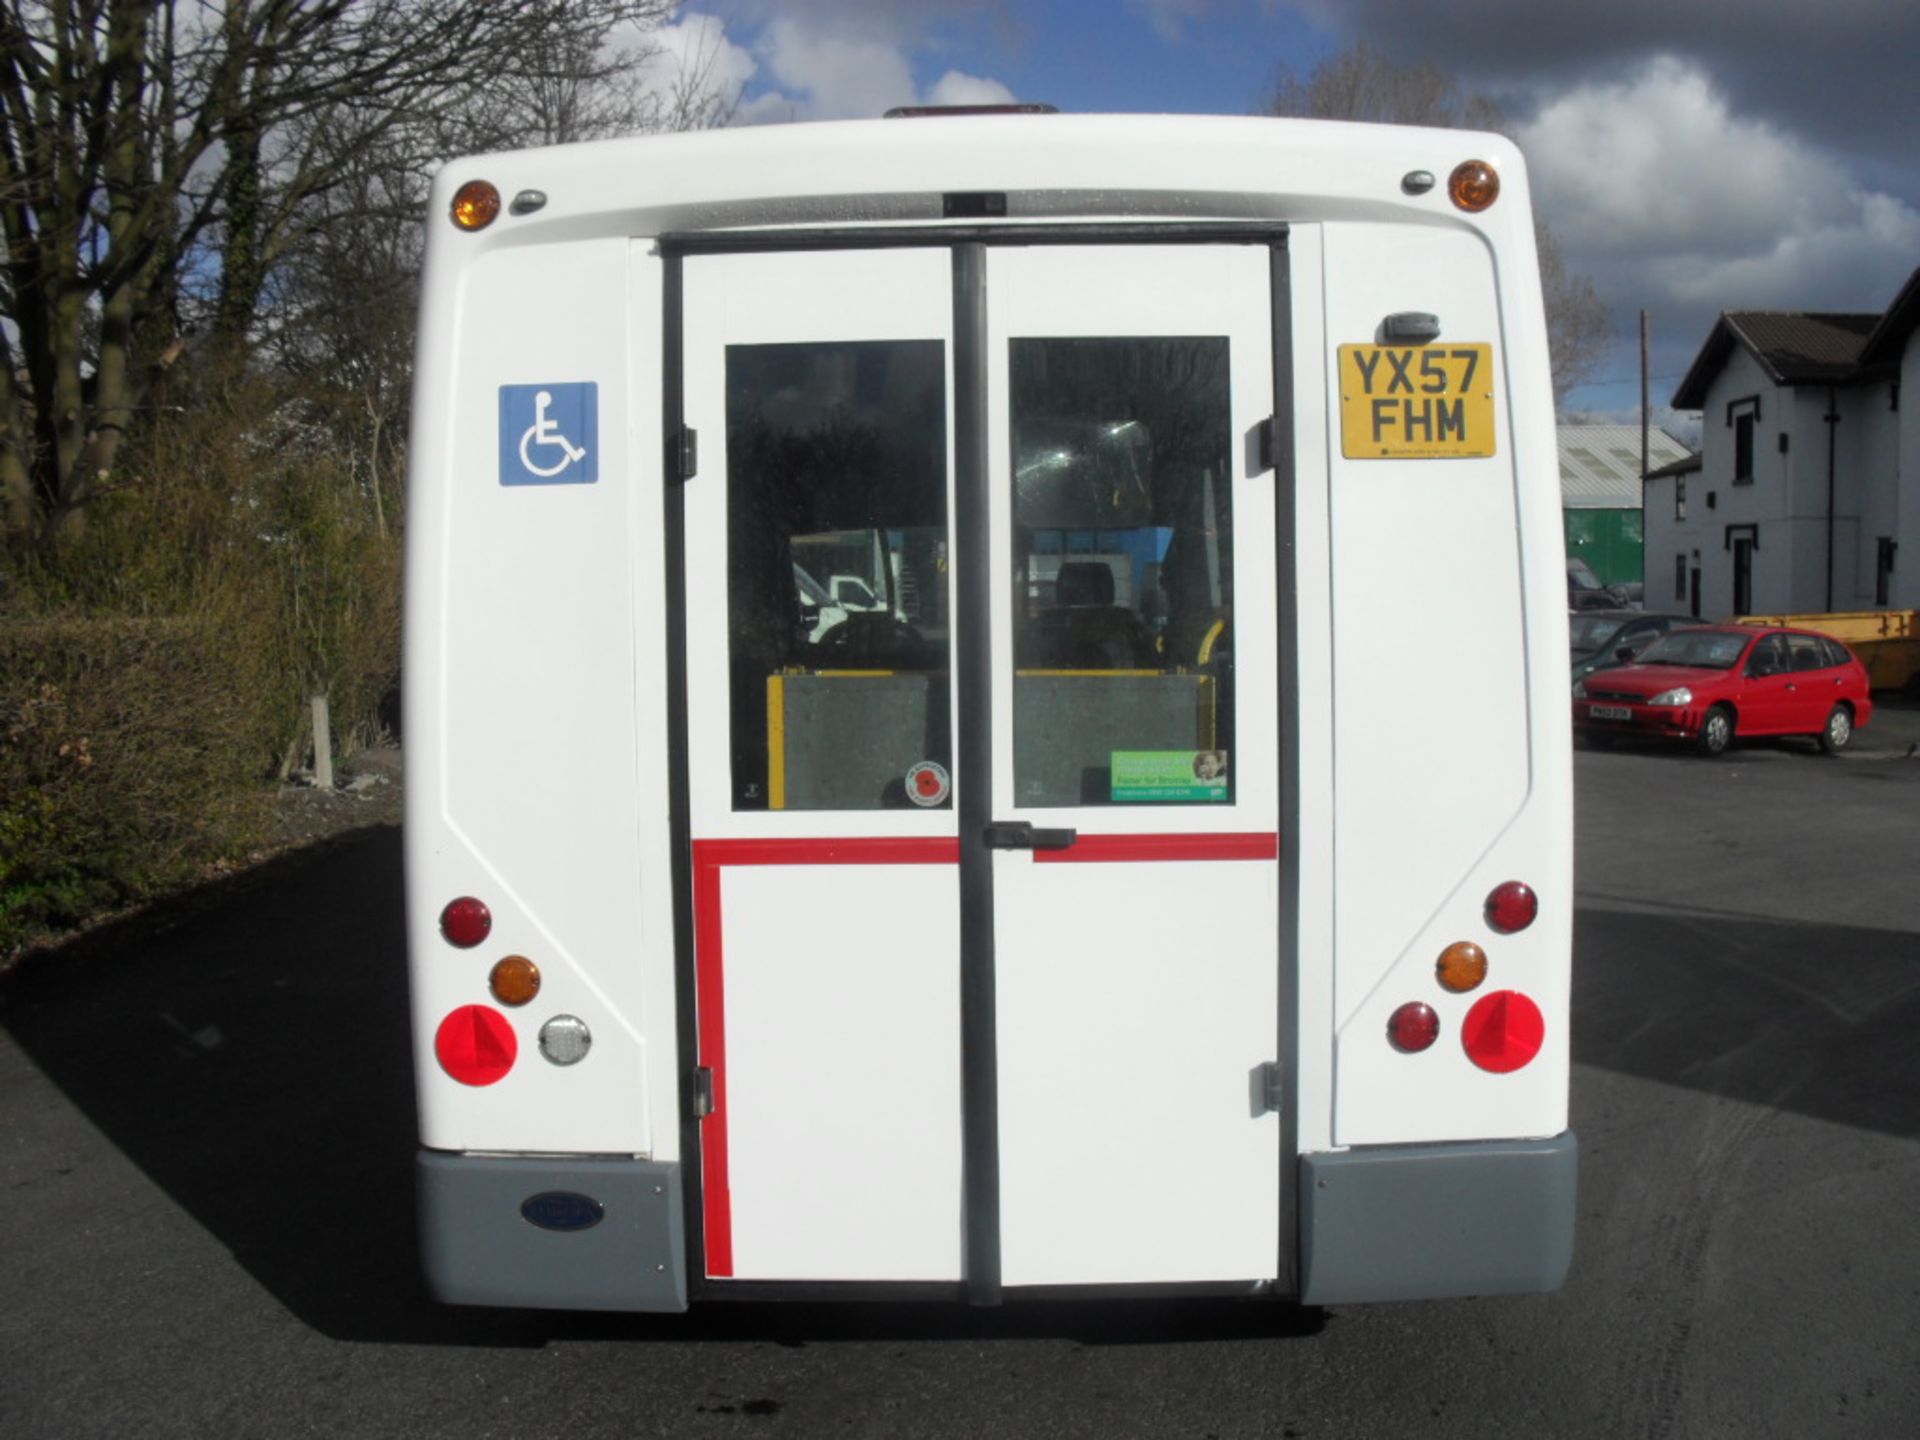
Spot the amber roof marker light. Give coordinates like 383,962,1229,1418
1448,159,1500,212
450,178,501,231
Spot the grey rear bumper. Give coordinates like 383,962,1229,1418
1299,1131,1577,1304
417,1151,689,1311
419,1133,1574,1311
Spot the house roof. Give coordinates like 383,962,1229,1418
1644,450,1702,482
1671,311,1881,409
1859,265,1920,369
1558,424,1693,509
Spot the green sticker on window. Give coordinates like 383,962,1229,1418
1111,750,1228,803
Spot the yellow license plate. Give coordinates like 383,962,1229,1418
1339,343,1496,459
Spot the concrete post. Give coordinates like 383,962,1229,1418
311,693,333,791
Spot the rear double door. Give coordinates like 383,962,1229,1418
675,236,1286,1292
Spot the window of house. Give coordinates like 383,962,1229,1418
1675,554,1686,601
1733,412,1755,484
1675,475,1687,521
1877,536,1896,607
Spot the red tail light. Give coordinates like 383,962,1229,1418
435,1004,517,1085
1461,991,1545,1073
1485,881,1537,934
440,896,492,948
1387,1002,1440,1053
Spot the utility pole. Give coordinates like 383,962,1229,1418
1639,310,1650,477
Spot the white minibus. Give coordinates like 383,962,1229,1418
406,110,1575,1310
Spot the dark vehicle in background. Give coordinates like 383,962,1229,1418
1573,625,1872,756
1570,610,1703,685
1567,556,1629,611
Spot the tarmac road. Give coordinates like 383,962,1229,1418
3,715,1918,1438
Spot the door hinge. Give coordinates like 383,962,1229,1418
673,425,698,483
1255,1061,1284,1115
691,1066,714,1118
1257,415,1275,471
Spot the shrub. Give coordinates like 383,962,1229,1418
0,617,275,955
0,366,402,953
18,367,403,774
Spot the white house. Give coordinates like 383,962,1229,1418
1644,266,1919,620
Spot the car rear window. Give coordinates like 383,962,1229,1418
1822,636,1852,667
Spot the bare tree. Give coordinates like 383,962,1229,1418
1268,41,1611,406
0,0,678,558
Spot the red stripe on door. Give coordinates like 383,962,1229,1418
1033,831,1281,863
696,836,961,868
690,835,959,1279
691,851,733,1278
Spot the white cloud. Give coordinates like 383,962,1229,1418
1519,55,1920,312
924,70,1018,108
634,12,762,114
1126,0,1217,44
656,9,1019,125
753,16,921,120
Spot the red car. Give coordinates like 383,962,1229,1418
1572,625,1872,756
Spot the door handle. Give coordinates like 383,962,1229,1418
983,820,1078,851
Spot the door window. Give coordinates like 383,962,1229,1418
725,340,950,810
1007,337,1235,808
1784,634,1829,672
1748,634,1788,675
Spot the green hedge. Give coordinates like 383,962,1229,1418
0,617,274,955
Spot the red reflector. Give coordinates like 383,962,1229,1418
435,1004,517,1086
440,896,492,948
1485,880,1538,934
1461,990,1545,1073
1387,1001,1440,1053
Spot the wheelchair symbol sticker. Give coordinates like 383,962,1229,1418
499,383,598,486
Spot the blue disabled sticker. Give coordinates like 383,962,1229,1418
499,382,598,486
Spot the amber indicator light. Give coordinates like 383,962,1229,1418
1437,940,1489,993
1448,159,1499,212
450,179,501,231
490,955,541,1007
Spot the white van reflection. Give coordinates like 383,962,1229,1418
794,561,890,643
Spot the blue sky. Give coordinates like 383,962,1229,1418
648,1,1920,427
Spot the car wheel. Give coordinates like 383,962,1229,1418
1697,704,1734,757
1817,703,1853,754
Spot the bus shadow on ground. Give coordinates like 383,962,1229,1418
7,827,1913,1346
1571,901,1920,1143
0,828,1324,1348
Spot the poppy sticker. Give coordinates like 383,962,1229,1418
905,760,950,808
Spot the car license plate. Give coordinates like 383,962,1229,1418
1589,704,1632,721
1338,343,1495,459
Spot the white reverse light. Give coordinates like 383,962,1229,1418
538,1015,593,1066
